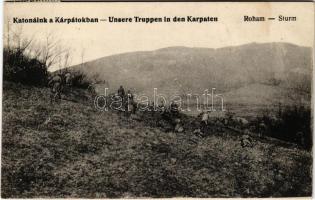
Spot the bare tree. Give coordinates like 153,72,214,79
29,40,44,60
63,50,72,69
5,22,73,72
6,24,35,54
40,32,68,69
58,49,72,72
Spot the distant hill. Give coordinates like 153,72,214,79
70,42,312,104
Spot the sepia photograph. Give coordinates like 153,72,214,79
1,2,313,198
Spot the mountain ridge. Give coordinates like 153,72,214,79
69,42,312,104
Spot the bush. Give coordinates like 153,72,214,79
71,71,91,89
253,104,312,150
3,48,48,86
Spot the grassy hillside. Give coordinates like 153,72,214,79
224,83,311,106
1,82,312,198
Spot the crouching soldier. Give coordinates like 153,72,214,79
241,135,253,148
174,118,184,133
170,101,179,117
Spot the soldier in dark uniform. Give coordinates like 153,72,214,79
118,86,125,100
117,86,125,111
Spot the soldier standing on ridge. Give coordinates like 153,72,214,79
117,85,125,111
127,90,134,102
118,85,125,100
126,90,135,113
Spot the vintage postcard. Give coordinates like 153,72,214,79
2,1,314,198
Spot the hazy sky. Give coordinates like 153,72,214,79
4,2,314,71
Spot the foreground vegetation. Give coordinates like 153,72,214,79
1,81,312,198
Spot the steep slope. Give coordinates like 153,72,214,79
1,82,312,198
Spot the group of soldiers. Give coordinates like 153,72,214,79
116,86,184,131
48,72,72,104
48,72,72,103
48,76,254,147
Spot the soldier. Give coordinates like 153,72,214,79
118,85,125,98
126,90,134,102
64,72,72,86
48,74,63,104
118,85,125,103
200,110,209,135
201,110,209,125
170,101,179,118
115,86,125,112
241,135,253,148
161,102,166,115
174,118,184,133
88,82,96,95
126,90,135,113
63,72,73,95
258,122,267,138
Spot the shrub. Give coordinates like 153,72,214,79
71,71,91,89
253,104,312,150
3,48,48,86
